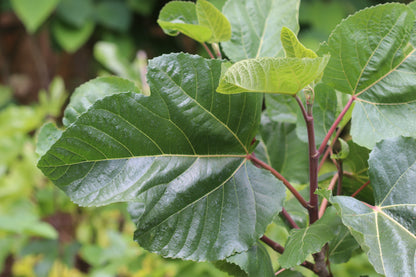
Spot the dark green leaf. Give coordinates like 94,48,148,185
216,242,274,277
265,95,298,123
332,136,416,276
94,1,132,32
256,114,309,184
323,3,416,148
63,76,141,127
221,0,300,61
327,225,360,264
56,0,93,28
38,53,284,261
36,123,62,158
279,207,341,268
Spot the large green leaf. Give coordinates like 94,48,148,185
265,95,298,123
10,0,59,33
256,115,309,184
323,3,416,148
157,1,212,43
38,53,285,261
62,76,141,127
196,0,231,43
217,56,329,95
279,207,341,268
332,136,416,276
216,242,274,277
221,0,300,62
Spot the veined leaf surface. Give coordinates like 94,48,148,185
196,0,231,43
221,0,300,62
216,56,329,95
332,136,416,276
37,53,285,261
323,3,416,148
281,27,317,59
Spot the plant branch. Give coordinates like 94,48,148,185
317,96,356,157
249,155,310,209
335,160,343,195
201,42,215,59
351,180,371,197
295,95,319,223
318,127,344,172
281,208,300,229
318,173,338,218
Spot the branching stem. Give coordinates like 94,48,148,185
249,155,310,209
281,208,300,229
351,180,371,197
317,96,356,156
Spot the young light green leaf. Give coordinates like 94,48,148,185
217,55,329,95
38,53,285,262
222,0,300,61
281,27,317,58
10,0,60,33
323,3,416,148
332,136,416,276
256,114,309,184
196,0,231,43
279,207,341,268
63,76,141,127
157,1,212,43
216,242,274,277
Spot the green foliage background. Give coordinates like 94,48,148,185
0,0,410,276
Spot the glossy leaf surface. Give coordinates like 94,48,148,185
217,56,329,95
279,207,341,268
332,136,416,276
221,0,300,61
323,3,416,148
157,1,212,43
38,53,285,261
196,0,231,43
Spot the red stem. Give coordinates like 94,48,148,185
281,208,300,229
351,180,371,197
202,42,215,59
249,155,310,209
295,95,319,223
317,96,356,157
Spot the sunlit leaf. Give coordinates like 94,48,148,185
281,27,317,59
196,0,231,43
157,1,212,43
217,55,329,95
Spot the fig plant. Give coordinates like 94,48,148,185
37,0,416,276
